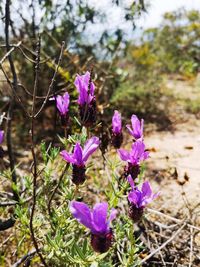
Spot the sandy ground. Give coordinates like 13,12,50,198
144,78,200,217
146,119,200,210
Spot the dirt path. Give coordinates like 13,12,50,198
146,120,200,209
145,79,200,215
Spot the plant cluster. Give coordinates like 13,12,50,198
0,70,159,266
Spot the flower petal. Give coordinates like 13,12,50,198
74,72,91,105
126,124,134,136
127,175,135,190
118,149,130,161
56,93,70,115
82,137,100,162
70,201,93,230
60,150,75,164
131,114,143,139
92,202,108,234
128,191,140,207
89,82,95,95
112,110,122,134
73,143,83,166
141,181,152,198
108,208,117,223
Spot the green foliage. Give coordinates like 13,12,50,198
10,134,148,266
139,9,200,77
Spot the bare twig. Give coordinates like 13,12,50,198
140,223,186,264
147,208,200,231
29,36,48,267
47,163,69,218
12,249,37,267
0,65,30,117
0,200,17,206
34,41,65,118
189,227,194,267
0,41,21,64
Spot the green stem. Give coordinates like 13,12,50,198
127,221,136,267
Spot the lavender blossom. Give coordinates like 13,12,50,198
55,92,70,127
74,71,96,127
126,114,144,140
70,201,117,253
118,140,149,179
60,137,100,185
111,110,123,149
127,175,159,222
0,130,4,158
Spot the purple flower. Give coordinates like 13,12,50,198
70,201,117,235
51,92,70,128
74,71,96,126
111,110,123,149
118,140,149,166
127,175,160,222
127,175,159,208
126,114,144,139
112,110,122,134
60,137,100,185
0,130,4,144
60,136,100,166
70,201,117,252
74,71,95,106
56,92,70,115
118,140,149,179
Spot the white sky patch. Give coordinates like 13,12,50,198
138,0,200,29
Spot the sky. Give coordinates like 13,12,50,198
85,0,200,44
138,0,200,28
1,0,199,43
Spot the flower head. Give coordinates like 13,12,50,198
56,92,70,115
60,136,100,167
0,130,4,144
70,201,117,235
126,114,144,139
127,175,159,208
112,110,122,134
74,71,95,106
118,140,149,166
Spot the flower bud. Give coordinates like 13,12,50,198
124,163,140,180
128,203,144,222
72,164,86,185
111,132,123,149
79,99,97,127
91,229,114,253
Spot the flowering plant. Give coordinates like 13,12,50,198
126,114,144,140
111,110,123,148
70,201,117,252
74,71,96,126
2,70,159,267
118,139,149,179
60,136,100,184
